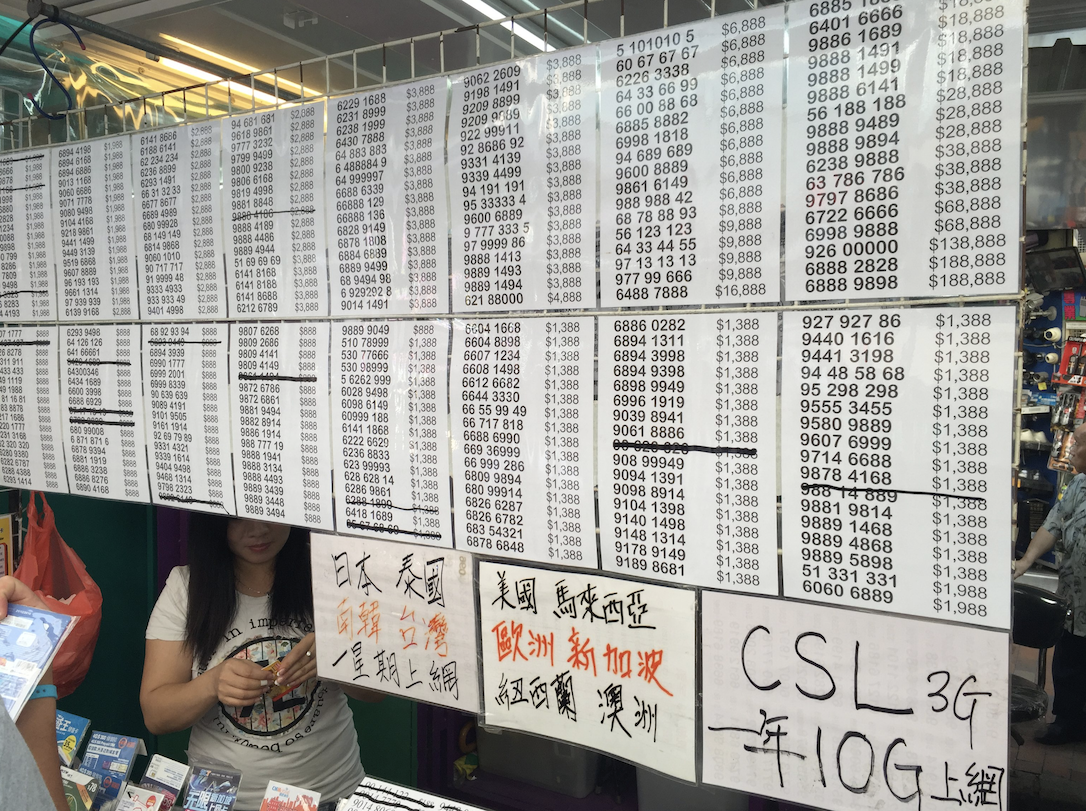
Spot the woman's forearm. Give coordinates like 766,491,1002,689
141,669,219,734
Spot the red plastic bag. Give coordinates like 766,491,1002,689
14,492,103,697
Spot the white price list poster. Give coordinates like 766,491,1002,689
0,326,66,493
229,321,333,529
599,314,778,591
60,325,150,503
449,48,598,313
451,317,595,565
222,103,328,318
780,307,1015,628
134,123,226,320
327,80,450,315
143,323,235,514
785,0,1024,301
332,320,452,546
52,137,139,320
600,10,784,308
0,152,56,321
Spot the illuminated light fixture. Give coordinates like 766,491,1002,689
456,0,555,52
158,57,283,106
159,34,321,97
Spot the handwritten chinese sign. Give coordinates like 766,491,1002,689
338,777,486,811
311,533,480,713
478,561,697,781
701,592,1008,811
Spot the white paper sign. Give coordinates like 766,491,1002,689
451,317,595,565
478,561,697,781
600,10,785,307
327,80,450,315
598,313,778,591
0,151,56,321
332,320,452,546
701,592,1009,811
60,324,149,502
229,321,333,528
142,323,234,514
53,137,139,320
311,533,479,713
222,103,328,317
449,48,598,312
338,778,486,811
780,307,1014,628
134,122,226,320
785,0,1024,301
0,326,66,493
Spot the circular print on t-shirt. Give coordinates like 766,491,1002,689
219,635,318,736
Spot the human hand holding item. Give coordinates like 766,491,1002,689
0,574,49,617
275,632,317,692
212,656,271,708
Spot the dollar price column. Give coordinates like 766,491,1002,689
230,322,333,528
0,326,65,492
223,103,328,317
928,0,1024,294
785,0,1023,301
327,79,449,315
780,307,1013,627
143,324,234,514
135,123,225,320
930,307,1014,627
452,317,595,563
600,11,784,307
332,320,452,545
60,325,149,502
599,314,778,589
450,54,597,312
0,152,56,321
52,137,138,320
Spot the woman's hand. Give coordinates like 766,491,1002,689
0,575,48,618
276,632,317,691
212,657,271,707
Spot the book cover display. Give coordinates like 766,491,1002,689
0,603,75,719
61,766,101,811
139,754,190,811
259,782,320,811
116,783,166,811
182,765,241,811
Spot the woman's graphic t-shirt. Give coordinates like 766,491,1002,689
146,567,364,810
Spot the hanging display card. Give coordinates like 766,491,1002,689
53,136,138,320
134,122,226,320
449,47,598,312
332,319,452,546
785,0,1024,301
599,313,778,591
479,561,697,781
222,102,328,317
60,324,149,502
0,151,55,321
311,533,479,713
780,306,1014,628
229,321,332,528
327,79,450,315
339,778,486,811
701,592,1009,811
451,317,595,565
600,9,785,307
143,323,234,514
0,326,65,492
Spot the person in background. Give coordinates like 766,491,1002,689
0,575,66,811
1015,421,1086,744
140,515,381,811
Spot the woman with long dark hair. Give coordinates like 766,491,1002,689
140,514,378,810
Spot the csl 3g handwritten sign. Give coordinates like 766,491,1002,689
701,592,1008,811
478,561,698,781
311,533,480,713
